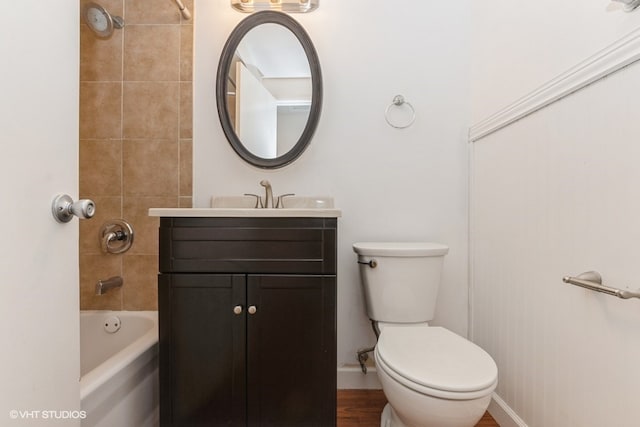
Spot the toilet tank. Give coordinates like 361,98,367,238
353,242,449,323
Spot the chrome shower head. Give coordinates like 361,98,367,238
82,2,124,38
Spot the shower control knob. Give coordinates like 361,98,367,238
52,194,96,223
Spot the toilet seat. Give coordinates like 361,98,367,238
375,326,497,400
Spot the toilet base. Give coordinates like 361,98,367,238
380,399,490,427
380,403,407,427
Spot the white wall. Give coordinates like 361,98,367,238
194,0,471,384
471,2,640,426
0,1,80,425
471,0,640,121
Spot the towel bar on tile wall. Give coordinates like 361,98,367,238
562,271,640,299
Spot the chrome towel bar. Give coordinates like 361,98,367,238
562,271,640,300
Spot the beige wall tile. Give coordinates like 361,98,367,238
79,196,123,255
180,82,192,138
80,82,122,139
80,254,123,310
80,25,123,82
123,196,178,255
180,139,192,196
80,0,192,311
125,0,180,25
180,25,193,81
80,139,122,197
124,25,180,82
123,139,179,196
179,197,193,208
122,255,159,310
123,82,179,139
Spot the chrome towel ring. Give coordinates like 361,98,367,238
385,95,416,129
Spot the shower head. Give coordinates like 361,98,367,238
82,2,124,38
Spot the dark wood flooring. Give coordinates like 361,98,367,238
337,390,499,427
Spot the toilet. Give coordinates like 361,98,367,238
353,242,498,427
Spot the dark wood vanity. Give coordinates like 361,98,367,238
157,216,337,427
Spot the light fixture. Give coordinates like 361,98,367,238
612,0,640,11
231,0,318,13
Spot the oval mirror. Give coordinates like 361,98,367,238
216,11,323,169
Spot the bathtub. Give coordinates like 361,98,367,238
80,311,159,427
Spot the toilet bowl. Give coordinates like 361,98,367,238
374,324,497,427
352,242,499,427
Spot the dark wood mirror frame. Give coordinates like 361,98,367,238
216,11,323,169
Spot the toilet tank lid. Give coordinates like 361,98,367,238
353,242,449,257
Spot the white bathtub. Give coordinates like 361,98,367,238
80,310,159,427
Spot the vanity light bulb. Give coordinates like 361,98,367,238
612,0,640,11
231,0,317,12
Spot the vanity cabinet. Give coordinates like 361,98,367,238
157,217,337,427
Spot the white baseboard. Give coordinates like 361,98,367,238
488,392,528,427
337,365,382,389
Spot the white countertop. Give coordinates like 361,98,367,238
148,208,342,218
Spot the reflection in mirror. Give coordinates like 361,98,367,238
216,11,322,169
228,23,311,159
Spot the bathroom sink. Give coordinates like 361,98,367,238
211,196,334,209
149,197,340,218
280,196,334,209
210,196,257,208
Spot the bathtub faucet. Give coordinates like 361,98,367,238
95,276,124,295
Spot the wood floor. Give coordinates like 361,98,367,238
337,390,499,427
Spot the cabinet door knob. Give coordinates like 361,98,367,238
233,305,243,315
248,305,257,315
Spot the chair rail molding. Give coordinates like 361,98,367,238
469,26,640,143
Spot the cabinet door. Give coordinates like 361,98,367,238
246,275,336,427
159,274,247,427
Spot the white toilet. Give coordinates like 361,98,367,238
353,242,498,427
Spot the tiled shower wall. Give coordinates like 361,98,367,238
79,0,193,310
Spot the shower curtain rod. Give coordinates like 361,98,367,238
174,0,191,20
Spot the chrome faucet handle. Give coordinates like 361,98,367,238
275,193,295,209
100,220,134,254
244,193,264,208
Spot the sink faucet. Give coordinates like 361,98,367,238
260,180,274,208
95,276,124,295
